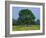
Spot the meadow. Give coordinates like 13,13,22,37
12,25,40,31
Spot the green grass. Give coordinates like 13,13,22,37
12,25,40,31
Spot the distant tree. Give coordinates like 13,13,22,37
36,19,40,25
12,19,20,26
12,19,16,25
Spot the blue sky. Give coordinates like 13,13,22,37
12,7,40,20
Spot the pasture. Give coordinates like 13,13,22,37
12,25,40,31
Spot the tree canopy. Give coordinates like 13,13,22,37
17,9,36,25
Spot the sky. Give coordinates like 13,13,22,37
12,7,40,20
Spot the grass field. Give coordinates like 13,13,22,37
12,25,40,31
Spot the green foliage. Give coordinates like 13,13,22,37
13,9,40,26
36,19,40,25
18,9,35,25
